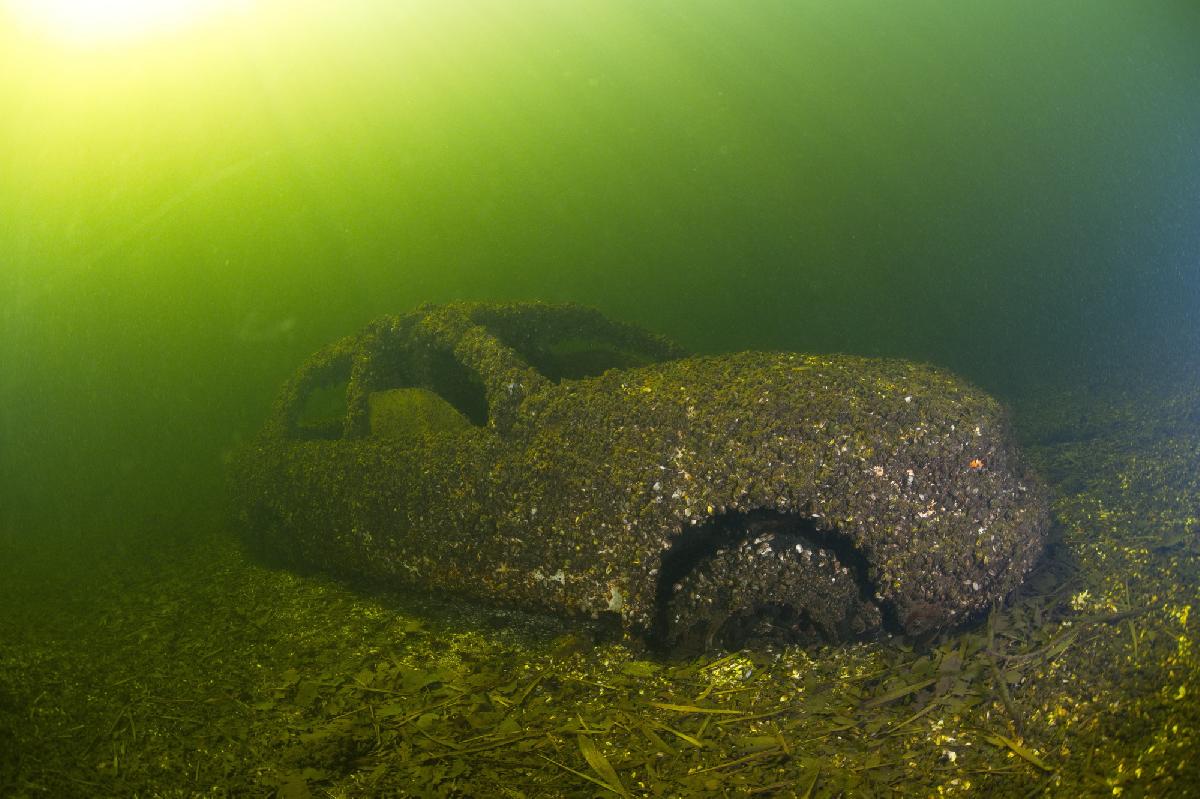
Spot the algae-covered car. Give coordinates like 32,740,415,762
231,301,1049,650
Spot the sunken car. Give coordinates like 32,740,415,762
230,301,1049,650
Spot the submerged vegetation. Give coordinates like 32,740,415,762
1,375,1198,797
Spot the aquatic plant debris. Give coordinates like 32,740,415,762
1,370,1199,796
231,301,1049,649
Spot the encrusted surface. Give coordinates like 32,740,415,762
231,301,1049,646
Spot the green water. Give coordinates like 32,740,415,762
3,0,1197,543
1,4,1199,794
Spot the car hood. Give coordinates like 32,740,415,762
494,350,1047,643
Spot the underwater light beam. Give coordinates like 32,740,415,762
5,0,245,45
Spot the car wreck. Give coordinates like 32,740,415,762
230,301,1049,651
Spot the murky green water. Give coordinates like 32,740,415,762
2,2,1197,795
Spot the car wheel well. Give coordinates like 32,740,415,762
651,509,892,653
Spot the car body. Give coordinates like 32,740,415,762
231,301,1049,649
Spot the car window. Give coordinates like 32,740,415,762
361,326,489,434
418,346,488,426
472,304,683,382
287,304,674,440
512,336,659,381
289,322,491,440
292,354,351,440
